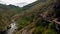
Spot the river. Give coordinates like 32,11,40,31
7,20,17,34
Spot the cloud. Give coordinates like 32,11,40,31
0,0,37,7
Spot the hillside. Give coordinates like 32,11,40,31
0,0,60,34
0,4,24,32
13,0,60,34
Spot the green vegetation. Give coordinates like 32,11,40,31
18,19,28,29
0,0,60,34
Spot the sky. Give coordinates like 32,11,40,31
0,0,37,7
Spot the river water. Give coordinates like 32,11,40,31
7,20,17,34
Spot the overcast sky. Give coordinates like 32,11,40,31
0,0,37,7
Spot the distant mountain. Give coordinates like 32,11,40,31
23,0,46,10
0,4,23,13
23,1,39,10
